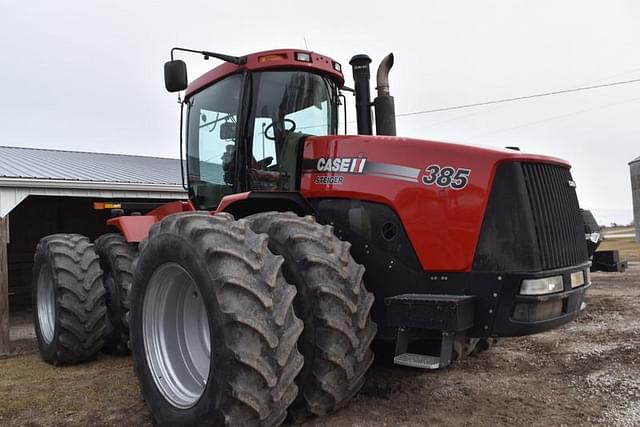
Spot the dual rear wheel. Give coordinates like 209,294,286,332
130,212,306,425
32,233,137,364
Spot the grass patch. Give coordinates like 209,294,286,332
599,237,640,261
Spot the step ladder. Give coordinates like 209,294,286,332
385,294,476,370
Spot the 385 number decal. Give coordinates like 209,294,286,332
421,164,471,190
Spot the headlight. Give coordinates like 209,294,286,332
294,52,312,62
570,271,585,288
520,275,564,295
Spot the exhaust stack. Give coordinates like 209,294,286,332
349,54,373,135
373,53,396,136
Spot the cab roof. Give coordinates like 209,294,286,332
185,49,345,99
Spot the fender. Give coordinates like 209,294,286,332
107,200,194,243
216,191,315,219
108,193,315,243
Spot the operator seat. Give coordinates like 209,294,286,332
278,131,308,180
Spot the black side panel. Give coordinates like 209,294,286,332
473,162,541,272
310,198,422,269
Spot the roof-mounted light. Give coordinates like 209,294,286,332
333,61,342,72
295,52,312,62
259,53,287,63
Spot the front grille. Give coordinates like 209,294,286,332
473,161,588,272
521,163,587,269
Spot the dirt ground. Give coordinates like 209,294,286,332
1,262,639,426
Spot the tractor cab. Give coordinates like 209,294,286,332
165,49,343,210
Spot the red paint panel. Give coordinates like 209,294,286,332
214,192,251,214
107,216,158,243
146,200,194,220
185,49,344,98
106,201,194,243
300,135,570,272
108,193,252,242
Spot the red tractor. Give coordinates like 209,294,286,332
32,47,590,426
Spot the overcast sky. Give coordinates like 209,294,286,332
1,1,639,224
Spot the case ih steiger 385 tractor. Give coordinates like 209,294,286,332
32,47,590,426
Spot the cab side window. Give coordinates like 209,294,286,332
187,74,241,209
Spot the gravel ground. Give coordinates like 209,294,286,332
1,263,638,426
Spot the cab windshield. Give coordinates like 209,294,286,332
248,71,338,191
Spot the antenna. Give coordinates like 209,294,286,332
303,37,310,50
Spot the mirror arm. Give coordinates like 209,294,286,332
171,47,246,65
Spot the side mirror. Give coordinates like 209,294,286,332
164,60,188,92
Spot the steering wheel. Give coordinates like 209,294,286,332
264,119,296,140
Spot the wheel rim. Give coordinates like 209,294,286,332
36,266,56,344
143,262,211,409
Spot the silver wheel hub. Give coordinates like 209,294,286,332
143,262,211,409
36,266,56,344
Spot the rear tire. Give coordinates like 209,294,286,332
32,234,106,365
130,212,304,426
95,233,137,356
246,211,377,422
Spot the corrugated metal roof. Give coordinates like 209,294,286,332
0,146,182,185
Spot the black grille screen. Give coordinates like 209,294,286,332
473,162,588,272
521,163,587,269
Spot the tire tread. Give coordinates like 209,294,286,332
33,234,106,365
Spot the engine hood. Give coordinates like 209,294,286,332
299,135,572,272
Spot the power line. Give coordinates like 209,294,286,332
396,77,640,118
466,96,640,141
403,67,640,132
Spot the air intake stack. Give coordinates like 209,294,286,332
349,54,373,135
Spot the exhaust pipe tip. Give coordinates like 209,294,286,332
376,53,394,97
373,53,396,136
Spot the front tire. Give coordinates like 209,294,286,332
32,234,107,365
130,212,304,426
246,212,377,421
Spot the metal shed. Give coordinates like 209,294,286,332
631,155,640,242
0,146,186,354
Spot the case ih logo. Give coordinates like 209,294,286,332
316,157,367,173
